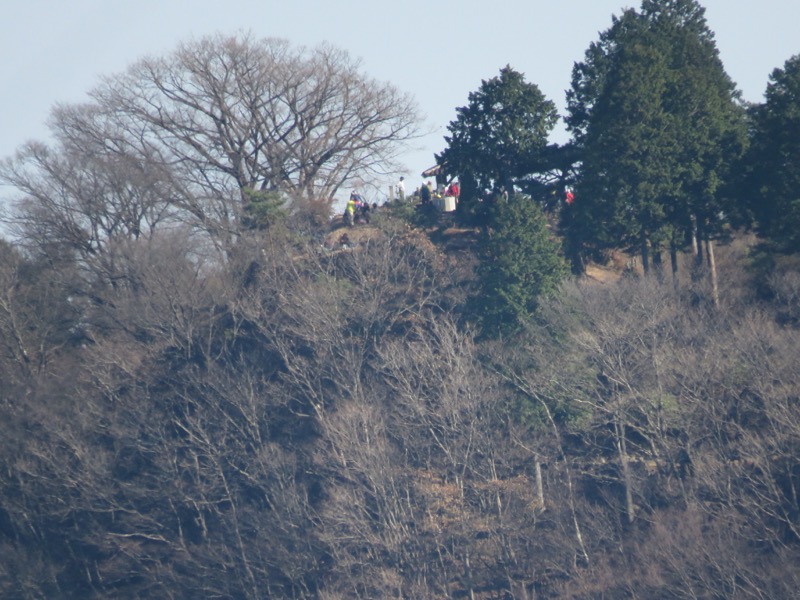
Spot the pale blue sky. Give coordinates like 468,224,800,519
2,0,798,199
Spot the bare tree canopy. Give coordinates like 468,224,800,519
95,33,421,209
2,33,421,252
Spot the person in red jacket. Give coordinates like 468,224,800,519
446,181,460,198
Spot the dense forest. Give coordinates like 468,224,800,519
2,1,800,598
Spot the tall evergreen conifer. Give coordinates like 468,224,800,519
746,54,800,252
437,67,558,226
565,0,747,276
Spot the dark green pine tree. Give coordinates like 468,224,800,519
644,0,748,268
746,54,800,252
565,0,747,278
472,195,567,337
437,66,558,226
570,35,681,272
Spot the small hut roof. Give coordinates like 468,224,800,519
421,164,442,177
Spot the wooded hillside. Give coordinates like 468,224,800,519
2,4,800,596
1,209,799,598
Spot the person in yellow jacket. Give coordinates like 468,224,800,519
345,194,357,226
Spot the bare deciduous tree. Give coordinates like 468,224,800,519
1,135,174,271
2,32,422,263
87,33,421,241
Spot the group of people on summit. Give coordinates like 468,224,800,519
418,179,459,205
343,176,461,227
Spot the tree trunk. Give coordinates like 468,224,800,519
615,415,636,525
693,215,706,274
534,460,545,510
465,548,475,600
641,233,651,276
707,238,719,308
653,247,665,281
670,242,680,290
